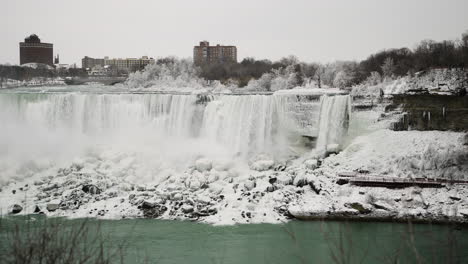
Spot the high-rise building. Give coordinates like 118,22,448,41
19,34,53,66
193,41,237,65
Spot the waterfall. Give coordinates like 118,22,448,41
0,92,351,183
201,95,298,159
0,93,204,136
315,95,351,154
0,93,351,157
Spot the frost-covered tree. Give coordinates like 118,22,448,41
244,65,301,91
279,55,300,66
244,72,274,91
381,57,396,78
126,58,207,89
462,30,468,47
302,63,319,79
333,70,353,88
365,71,382,85
313,65,326,88
270,66,300,91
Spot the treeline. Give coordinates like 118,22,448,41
0,65,87,81
359,34,468,78
198,30,468,89
3,30,468,89
199,58,286,87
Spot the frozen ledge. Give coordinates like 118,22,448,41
273,88,349,96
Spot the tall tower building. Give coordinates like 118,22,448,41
193,41,237,65
19,34,54,66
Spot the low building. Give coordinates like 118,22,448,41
82,56,105,70
104,56,154,72
82,56,154,73
19,34,54,66
193,41,237,65
88,65,110,76
56,64,70,69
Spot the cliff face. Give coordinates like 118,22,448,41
388,95,468,131
351,68,468,132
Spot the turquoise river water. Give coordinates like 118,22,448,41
1,217,468,264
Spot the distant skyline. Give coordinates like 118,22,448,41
2,0,468,65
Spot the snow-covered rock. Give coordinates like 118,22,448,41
243,180,256,191
250,160,275,171
326,144,340,154
195,158,212,172
304,159,318,170
47,203,60,212
181,204,194,213
8,204,23,214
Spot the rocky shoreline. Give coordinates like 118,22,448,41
293,214,468,226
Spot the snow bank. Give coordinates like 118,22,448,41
322,129,468,179
351,68,468,97
1,129,467,224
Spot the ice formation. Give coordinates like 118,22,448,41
1,89,467,224
351,68,468,97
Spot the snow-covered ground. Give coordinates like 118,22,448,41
323,130,468,179
352,68,468,97
1,129,467,224
289,130,468,221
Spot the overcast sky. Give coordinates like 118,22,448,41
2,0,468,65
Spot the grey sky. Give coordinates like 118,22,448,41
2,0,468,65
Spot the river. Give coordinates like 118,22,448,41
1,217,467,264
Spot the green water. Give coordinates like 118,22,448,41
1,217,467,264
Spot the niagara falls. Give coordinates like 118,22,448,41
1,0,468,263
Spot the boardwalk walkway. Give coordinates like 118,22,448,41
337,172,468,188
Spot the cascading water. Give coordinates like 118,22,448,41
0,91,351,184
315,95,352,154
0,93,208,184
201,95,299,159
